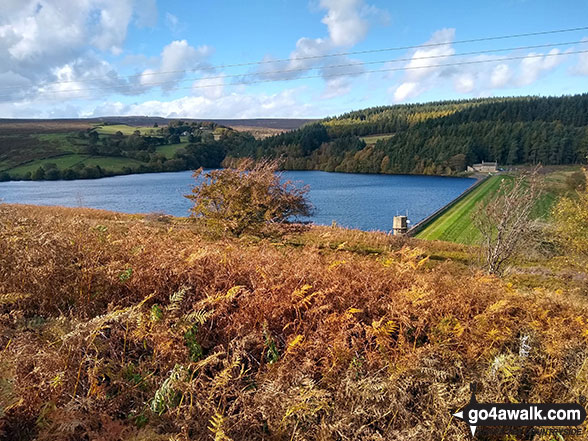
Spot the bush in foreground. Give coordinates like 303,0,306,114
185,159,312,236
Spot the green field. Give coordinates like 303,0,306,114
7,154,89,175
360,133,394,145
37,133,84,152
0,127,188,178
94,124,160,136
156,141,189,158
81,156,144,171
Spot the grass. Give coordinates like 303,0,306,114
416,175,503,244
416,167,582,245
0,133,86,175
360,133,395,145
6,154,88,175
0,135,62,171
5,155,145,177
0,126,187,177
37,133,84,152
82,156,144,171
95,124,160,136
0,204,587,440
156,141,189,158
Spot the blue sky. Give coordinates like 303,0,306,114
0,0,587,119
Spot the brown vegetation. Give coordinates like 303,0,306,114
553,170,588,267
0,121,93,135
185,160,312,237
0,204,587,440
229,126,286,140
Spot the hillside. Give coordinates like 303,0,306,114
1,203,587,440
225,94,588,175
1,94,587,182
0,118,311,181
0,121,252,181
0,117,313,131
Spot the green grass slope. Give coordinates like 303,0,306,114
416,176,502,244
416,167,581,244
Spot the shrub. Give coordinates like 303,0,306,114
472,171,542,275
566,170,587,191
185,159,312,236
553,184,588,264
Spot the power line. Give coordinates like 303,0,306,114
9,48,587,103
8,25,588,90
14,40,587,97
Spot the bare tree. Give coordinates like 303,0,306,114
472,170,542,275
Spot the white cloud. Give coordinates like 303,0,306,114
256,37,331,81
256,0,385,99
90,0,135,54
517,49,564,86
84,87,315,119
1,0,136,61
490,64,512,88
322,77,352,99
139,40,213,91
165,12,185,34
134,0,158,28
320,56,364,98
320,0,369,47
0,0,386,116
390,29,572,102
192,76,225,100
393,82,420,102
392,28,455,102
573,52,588,75
37,55,131,100
454,73,475,93
0,0,154,102
571,38,588,75
404,29,455,80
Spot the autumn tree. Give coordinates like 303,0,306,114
472,171,542,275
553,169,588,265
185,159,312,236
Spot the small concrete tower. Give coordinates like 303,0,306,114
393,215,408,235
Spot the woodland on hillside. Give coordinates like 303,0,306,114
2,94,587,181
223,94,588,175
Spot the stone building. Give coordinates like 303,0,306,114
467,161,498,173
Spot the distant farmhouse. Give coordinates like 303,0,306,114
467,161,498,173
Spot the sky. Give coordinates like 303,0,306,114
0,0,587,119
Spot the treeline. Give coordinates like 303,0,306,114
5,94,587,182
2,121,256,181
224,94,588,175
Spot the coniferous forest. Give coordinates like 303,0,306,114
224,94,588,175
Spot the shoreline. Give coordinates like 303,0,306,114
0,166,479,183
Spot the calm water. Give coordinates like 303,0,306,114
0,171,475,231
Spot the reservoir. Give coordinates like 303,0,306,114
0,171,475,231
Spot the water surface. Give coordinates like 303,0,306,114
0,171,475,231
